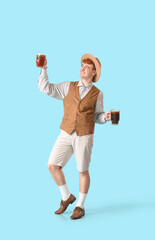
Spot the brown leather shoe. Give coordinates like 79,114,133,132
70,206,85,219
55,194,76,214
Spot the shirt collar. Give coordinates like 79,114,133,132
77,79,93,88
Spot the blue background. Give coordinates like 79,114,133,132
0,0,155,239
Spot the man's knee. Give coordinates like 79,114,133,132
47,163,61,172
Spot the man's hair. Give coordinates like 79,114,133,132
82,58,96,70
82,58,101,82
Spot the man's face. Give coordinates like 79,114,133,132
80,62,96,81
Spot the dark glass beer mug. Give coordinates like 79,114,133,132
36,54,47,67
111,110,120,125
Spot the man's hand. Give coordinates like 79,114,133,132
105,111,111,121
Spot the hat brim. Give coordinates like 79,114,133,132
81,53,101,82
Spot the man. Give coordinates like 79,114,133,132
38,53,111,220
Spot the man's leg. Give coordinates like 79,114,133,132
47,132,77,214
70,132,93,219
76,170,90,209
47,164,71,201
48,163,76,214
47,130,74,200
70,170,89,219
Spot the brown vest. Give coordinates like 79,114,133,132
59,81,100,136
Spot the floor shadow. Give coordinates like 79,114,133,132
86,200,155,217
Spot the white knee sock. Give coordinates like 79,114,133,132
58,184,71,201
76,192,87,209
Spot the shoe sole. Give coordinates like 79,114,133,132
70,213,85,220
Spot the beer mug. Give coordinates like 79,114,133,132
111,110,120,125
36,54,47,67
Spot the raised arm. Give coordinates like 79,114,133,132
38,67,71,100
95,91,107,124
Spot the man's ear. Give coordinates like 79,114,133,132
93,71,96,76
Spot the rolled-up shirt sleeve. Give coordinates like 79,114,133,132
95,91,107,124
38,67,70,100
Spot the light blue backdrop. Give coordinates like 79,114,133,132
0,0,155,239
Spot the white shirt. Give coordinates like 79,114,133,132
38,68,107,124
